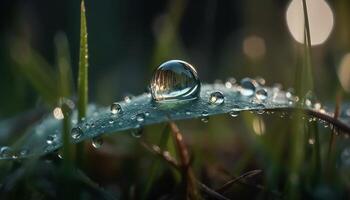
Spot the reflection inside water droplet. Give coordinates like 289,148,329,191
209,91,224,105
110,103,122,114
71,127,83,140
150,60,201,102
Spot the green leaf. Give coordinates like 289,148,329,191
78,0,89,121
0,83,349,160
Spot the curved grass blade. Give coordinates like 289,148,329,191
0,83,350,160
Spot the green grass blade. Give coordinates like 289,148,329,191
76,0,89,166
55,33,73,98
78,0,89,122
11,40,58,105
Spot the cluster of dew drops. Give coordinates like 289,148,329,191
2,60,350,161
45,60,350,158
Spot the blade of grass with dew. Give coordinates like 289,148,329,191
78,0,88,122
10,40,58,105
77,0,89,165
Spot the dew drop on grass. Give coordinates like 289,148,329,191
209,91,225,105
46,135,56,145
136,113,145,122
225,77,236,88
0,146,11,158
145,111,150,116
19,149,29,156
110,103,122,114
201,111,209,123
240,78,257,96
255,88,268,100
92,136,103,149
131,128,143,138
71,127,83,139
150,60,201,102
124,96,132,103
256,104,266,114
229,105,240,117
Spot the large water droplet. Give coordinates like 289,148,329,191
209,91,225,105
71,127,83,140
110,103,122,114
150,60,201,102
92,136,103,149
240,78,257,96
255,88,267,100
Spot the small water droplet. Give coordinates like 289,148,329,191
19,149,29,157
255,77,266,85
186,111,192,115
0,146,11,158
229,105,240,117
145,111,150,116
46,135,57,145
110,103,122,114
124,96,132,103
200,111,209,123
209,91,225,105
225,77,236,88
240,78,257,96
136,113,145,122
131,128,143,138
92,136,103,149
255,88,268,100
201,117,209,123
71,127,83,140
150,60,201,102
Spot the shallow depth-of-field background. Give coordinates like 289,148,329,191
0,0,349,199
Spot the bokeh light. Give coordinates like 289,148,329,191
286,0,334,45
338,53,350,92
243,35,266,60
